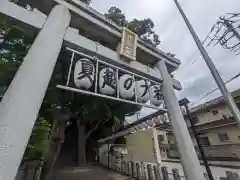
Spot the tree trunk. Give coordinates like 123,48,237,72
78,126,87,165
42,116,67,180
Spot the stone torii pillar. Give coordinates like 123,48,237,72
0,5,70,180
156,60,204,180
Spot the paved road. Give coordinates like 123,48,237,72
51,165,131,180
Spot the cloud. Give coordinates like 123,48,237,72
158,0,240,106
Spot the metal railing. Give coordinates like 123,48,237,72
168,144,240,160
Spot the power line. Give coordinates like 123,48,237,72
189,13,240,105
175,34,219,74
191,71,240,105
175,50,199,74
191,41,219,64
176,13,240,74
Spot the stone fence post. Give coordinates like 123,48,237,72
153,164,161,180
136,163,141,179
172,169,181,180
141,163,147,180
147,164,154,180
161,166,169,180
129,161,134,177
226,171,240,180
123,161,127,174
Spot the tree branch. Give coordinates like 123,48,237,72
86,119,108,139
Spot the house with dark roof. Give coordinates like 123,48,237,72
166,89,240,160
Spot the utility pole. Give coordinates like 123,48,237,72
207,14,240,55
222,18,240,41
186,105,214,180
173,0,240,127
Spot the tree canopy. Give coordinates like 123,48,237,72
104,6,161,47
0,15,33,90
105,7,127,27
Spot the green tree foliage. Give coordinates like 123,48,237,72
105,7,127,26
0,15,34,88
68,94,139,138
128,18,161,47
104,6,161,47
25,118,51,159
78,99,116,136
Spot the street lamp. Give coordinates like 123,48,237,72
179,98,214,180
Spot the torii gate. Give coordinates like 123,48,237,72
0,1,204,180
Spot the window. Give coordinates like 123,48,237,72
212,110,219,115
199,137,210,146
191,116,199,124
218,133,230,142
222,114,228,119
158,135,165,143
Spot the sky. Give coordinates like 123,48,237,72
91,0,240,118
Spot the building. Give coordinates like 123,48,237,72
167,89,240,160
124,128,168,163
98,123,240,180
